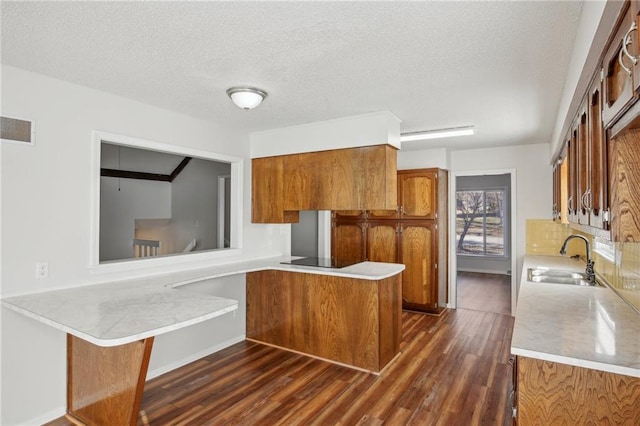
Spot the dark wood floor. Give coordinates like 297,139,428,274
46,308,515,425
457,272,512,316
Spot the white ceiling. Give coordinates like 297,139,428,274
1,1,583,152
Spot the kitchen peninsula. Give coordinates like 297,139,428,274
1,257,404,426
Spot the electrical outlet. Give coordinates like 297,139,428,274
36,262,48,279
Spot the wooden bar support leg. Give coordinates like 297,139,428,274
66,334,154,426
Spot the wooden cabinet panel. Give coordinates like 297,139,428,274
331,168,447,314
252,156,299,223
517,356,640,425
568,128,578,222
283,145,397,211
399,222,437,311
246,270,401,372
368,209,399,220
609,126,640,241
333,210,366,220
332,222,366,265
603,2,636,126
366,222,398,263
67,335,153,426
588,79,608,229
577,108,590,225
399,170,437,219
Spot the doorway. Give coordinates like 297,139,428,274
450,171,516,315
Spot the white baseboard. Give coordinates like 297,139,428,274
457,268,511,275
146,335,246,380
23,406,67,426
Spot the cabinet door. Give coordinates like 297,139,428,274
588,78,608,229
398,170,437,219
577,108,590,225
399,222,437,310
284,145,397,211
366,222,399,263
552,163,560,221
332,210,366,220
603,3,636,126
567,127,578,223
368,208,399,220
332,222,366,265
252,157,299,223
608,127,640,241
631,1,640,92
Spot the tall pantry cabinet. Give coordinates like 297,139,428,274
332,168,448,314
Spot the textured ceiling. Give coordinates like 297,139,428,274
1,1,582,151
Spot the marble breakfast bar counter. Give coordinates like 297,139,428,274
1,256,404,426
511,254,640,378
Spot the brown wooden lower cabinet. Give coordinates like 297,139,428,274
399,221,438,312
246,270,402,372
515,356,640,425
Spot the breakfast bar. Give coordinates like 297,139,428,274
1,257,404,425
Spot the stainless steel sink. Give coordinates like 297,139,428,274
527,268,596,286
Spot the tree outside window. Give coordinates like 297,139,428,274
456,189,505,256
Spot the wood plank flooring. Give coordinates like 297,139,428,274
457,272,512,316
46,308,515,425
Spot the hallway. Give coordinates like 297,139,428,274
456,272,511,316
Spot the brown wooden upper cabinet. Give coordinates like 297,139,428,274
577,106,590,225
398,170,437,219
587,76,608,230
603,2,638,126
608,124,640,241
567,126,578,223
252,145,397,223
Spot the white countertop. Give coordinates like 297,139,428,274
1,257,405,347
511,255,640,378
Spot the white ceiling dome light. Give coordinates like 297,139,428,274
226,87,268,110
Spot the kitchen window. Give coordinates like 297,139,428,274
456,189,506,256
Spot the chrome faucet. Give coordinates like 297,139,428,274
560,234,595,284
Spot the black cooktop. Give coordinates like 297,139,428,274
280,257,358,269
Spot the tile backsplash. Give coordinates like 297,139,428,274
526,219,640,312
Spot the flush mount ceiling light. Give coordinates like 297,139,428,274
226,87,268,110
400,125,475,142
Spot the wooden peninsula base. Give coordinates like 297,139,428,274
65,335,154,426
246,270,402,372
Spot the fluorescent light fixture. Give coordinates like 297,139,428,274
400,126,475,142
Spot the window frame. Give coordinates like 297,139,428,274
455,187,508,258
89,130,244,273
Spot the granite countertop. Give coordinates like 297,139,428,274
511,254,640,378
1,257,405,348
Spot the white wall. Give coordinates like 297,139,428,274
397,147,448,170
171,159,231,252
250,111,401,158
0,66,288,425
450,143,552,290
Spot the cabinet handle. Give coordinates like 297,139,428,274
568,196,574,213
584,189,592,212
619,38,634,76
622,21,638,65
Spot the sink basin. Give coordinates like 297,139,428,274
526,268,596,286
